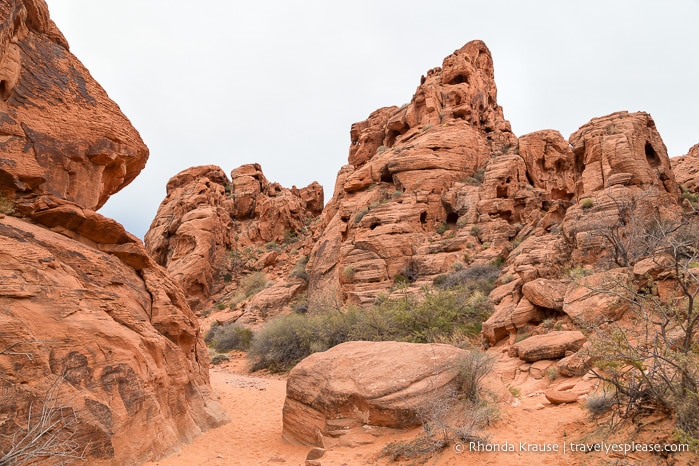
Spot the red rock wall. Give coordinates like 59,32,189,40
0,2,226,463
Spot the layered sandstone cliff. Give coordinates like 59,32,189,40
144,40,695,349
0,2,225,464
145,163,324,324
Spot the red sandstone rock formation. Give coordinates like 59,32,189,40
145,163,323,317
672,143,699,199
307,41,519,305
0,2,225,464
0,0,147,214
282,341,468,446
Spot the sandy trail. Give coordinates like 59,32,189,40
143,352,597,466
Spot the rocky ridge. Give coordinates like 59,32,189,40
0,2,225,464
145,40,699,358
145,163,323,326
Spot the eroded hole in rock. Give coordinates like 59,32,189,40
550,188,573,201
496,185,508,198
448,74,469,85
645,142,660,168
499,211,512,223
420,211,427,224
380,171,393,183
370,222,380,230
387,129,402,148
446,212,459,227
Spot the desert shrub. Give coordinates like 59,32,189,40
248,287,493,372
581,212,699,440
376,289,491,343
456,350,495,402
0,380,86,465
545,366,559,381
283,229,298,244
210,354,230,365
393,273,409,286
585,390,615,416
341,265,355,281
514,328,530,343
680,185,699,205
433,263,499,293
462,167,486,186
289,256,308,281
354,208,368,224
205,322,253,352
581,197,594,209
241,272,267,297
0,193,14,215
491,256,505,268
381,352,497,462
247,313,319,372
469,225,480,237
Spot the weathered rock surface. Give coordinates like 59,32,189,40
0,3,225,464
562,269,632,324
672,143,699,196
307,40,520,305
0,215,227,464
0,0,148,214
569,111,678,196
522,278,568,311
510,331,586,362
282,341,467,446
544,389,579,405
145,163,323,313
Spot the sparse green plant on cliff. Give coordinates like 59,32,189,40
341,265,355,282
288,255,308,281
462,167,486,186
354,208,368,224
580,197,594,209
241,271,267,297
0,193,14,215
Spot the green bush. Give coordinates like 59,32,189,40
289,256,309,281
341,265,355,281
581,197,594,209
248,287,493,372
205,322,253,352
247,313,318,372
354,208,369,224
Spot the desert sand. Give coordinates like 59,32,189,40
142,351,608,466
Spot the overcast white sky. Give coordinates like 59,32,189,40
45,1,699,238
